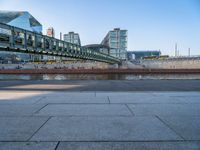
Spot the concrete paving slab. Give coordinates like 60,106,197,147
97,92,182,104
172,96,200,103
152,92,200,103
0,91,46,104
0,117,49,141
35,104,132,116
35,92,108,104
152,92,200,97
44,92,95,98
0,142,57,150
96,92,186,97
57,142,200,150
109,96,181,104
96,92,155,98
0,104,46,116
36,96,108,104
128,104,200,116
0,96,45,105
30,116,181,141
159,116,200,140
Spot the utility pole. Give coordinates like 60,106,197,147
175,43,177,57
188,48,191,57
60,32,62,40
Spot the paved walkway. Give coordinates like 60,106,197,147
1,80,200,91
0,91,200,149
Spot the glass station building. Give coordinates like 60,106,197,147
101,28,127,60
127,50,161,60
83,44,110,55
0,10,43,62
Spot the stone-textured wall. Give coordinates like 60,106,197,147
0,61,115,69
141,58,200,69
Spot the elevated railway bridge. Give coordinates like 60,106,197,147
0,23,120,64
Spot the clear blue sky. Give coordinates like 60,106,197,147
1,0,200,56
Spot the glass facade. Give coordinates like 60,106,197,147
101,28,127,60
83,44,110,55
63,32,81,46
0,11,43,62
0,11,42,34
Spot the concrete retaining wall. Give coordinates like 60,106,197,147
0,61,117,70
141,58,200,69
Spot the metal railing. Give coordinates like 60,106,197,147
0,23,120,64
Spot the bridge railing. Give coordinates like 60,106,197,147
0,23,120,64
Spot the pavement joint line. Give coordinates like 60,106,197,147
0,115,37,117
109,102,190,104
33,115,133,117
155,115,186,141
2,140,200,143
26,140,193,142
48,116,133,118
95,91,96,97
1,89,200,92
27,116,52,142
107,96,111,104
54,142,60,150
0,102,197,105
55,140,200,143
45,103,112,105
170,96,200,98
33,103,49,114
125,104,135,116
0,141,59,143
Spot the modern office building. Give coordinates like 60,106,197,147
127,50,161,60
0,10,43,62
83,44,110,55
63,32,81,46
46,27,55,38
101,28,127,60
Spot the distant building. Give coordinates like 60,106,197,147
63,32,81,46
101,28,127,60
45,27,56,61
127,50,161,60
83,44,110,55
0,10,43,62
46,27,55,38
